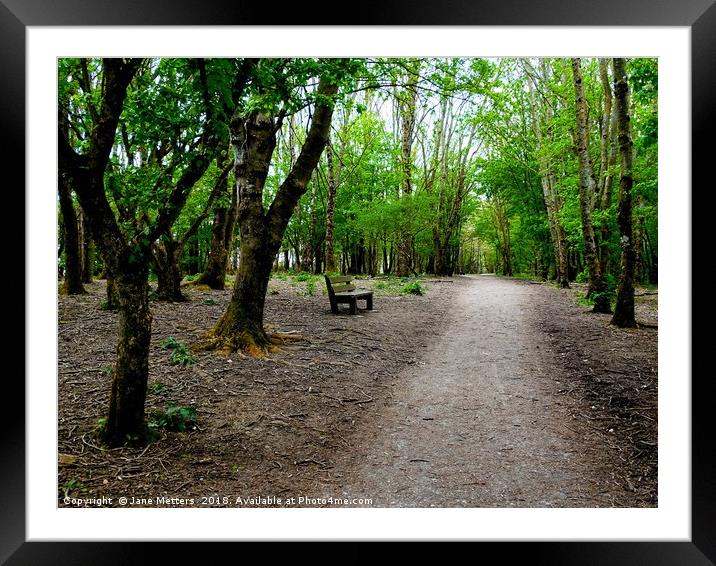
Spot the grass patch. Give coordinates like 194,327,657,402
294,271,313,282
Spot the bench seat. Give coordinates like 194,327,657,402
324,275,374,315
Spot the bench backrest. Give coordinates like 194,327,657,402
324,275,356,296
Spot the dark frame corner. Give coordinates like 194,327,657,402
7,0,713,562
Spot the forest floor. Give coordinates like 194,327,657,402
58,274,657,508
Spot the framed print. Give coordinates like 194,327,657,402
6,0,713,562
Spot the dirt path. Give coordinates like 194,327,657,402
334,275,633,507
58,274,655,508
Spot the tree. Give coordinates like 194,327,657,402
611,58,637,328
571,58,612,313
595,58,618,277
524,58,570,287
196,160,239,289
395,59,420,276
152,159,231,301
59,58,247,446
57,174,86,294
57,72,87,295
59,58,147,445
323,137,338,272
200,60,346,353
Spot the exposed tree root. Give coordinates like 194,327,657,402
193,328,275,359
268,331,305,345
182,281,214,292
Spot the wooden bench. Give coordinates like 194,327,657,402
324,275,374,315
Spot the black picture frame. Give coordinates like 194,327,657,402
6,0,712,562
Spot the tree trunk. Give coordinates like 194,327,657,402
204,78,338,353
104,274,120,310
154,157,229,299
396,60,419,277
314,239,323,274
597,58,618,278
611,58,637,328
79,208,93,283
434,236,447,277
104,268,152,445
301,176,317,272
212,230,274,351
198,207,231,289
633,203,645,284
645,229,658,284
58,174,86,295
186,236,200,275
153,236,185,302
196,161,236,289
292,241,302,271
571,58,611,313
324,138,337,273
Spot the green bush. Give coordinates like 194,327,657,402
575,268,589,283
401,281,425,296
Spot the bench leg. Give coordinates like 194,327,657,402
366,295,373,310
349,298,357,315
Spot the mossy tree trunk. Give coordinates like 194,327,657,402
571,58,612,314
207,78,338,353
153,235,185,302
58,174,86,295
611,58,637,328
105,266,152,445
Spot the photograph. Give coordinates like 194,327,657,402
56,55,659,510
